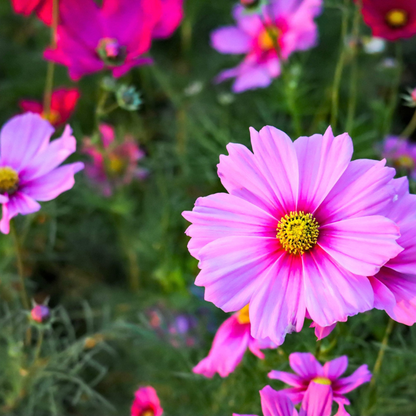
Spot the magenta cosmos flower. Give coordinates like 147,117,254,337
381,136,416,180
268,353,371,416
153,0,184,39
361,0,416,41
43,0,161,80
11,0,52,25
211,0,323,92
234,384,333,416
82,124,147,197
193,305,275,378
131,386,163,416
0,113,83,234
183,126,402,345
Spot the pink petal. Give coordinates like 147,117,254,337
333,365,372,395
232,65,273,93
260,386,298,416
196,235,281,312
211,26,252,54
249,254,305,345
294,127,352,213
299,382,332,416
152,0,183,39
232,5,263,37
19,100,43,115
268,370,304,388
193,315,250,378
302,247,374,328
0,113,53,172
289,352,322,379
368,275,396,312
323,356,348,380
319,216,402,276
310,321,336,340
334,403,351,416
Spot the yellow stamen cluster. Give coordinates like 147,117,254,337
259,26,280,50
237,304,250,325
42,110,60,125
277,211,319,256
108,156,125,174
141,411,155,416
312,376,331,385
0,166,19,194
385,9,408,28
397,155,415,170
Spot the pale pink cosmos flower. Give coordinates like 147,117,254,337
44,0,162,80
380,136,416,180
268,353,371,416
82,124,147,197
183,125,402,345
0,113,83,234
193,305,276,378
211,0,323,92
234,384,333,416
131,386,163,416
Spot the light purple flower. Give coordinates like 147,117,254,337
211,0,323,92
0,113,83,234
381,136,416,180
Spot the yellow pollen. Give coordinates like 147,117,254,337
0,167,19,194
141,411,154,416
277,211,319,255
386,9,408,28
237,304,250,324
259,26,280,50
397,155,414,170
41,110,60,125
312,377,331,386
108,156,125,173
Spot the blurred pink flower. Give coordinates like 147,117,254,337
19,87,80,127
43,0,161,80
234,384,333,416
31,304,50,323
0,113,83,234
211,0,323,92
11,0,52,25
153,0,184,39
381,136,416,180
193,305,276,378
131,386,163,416
183,126,403,346
82,124,147,197
268,352,371,416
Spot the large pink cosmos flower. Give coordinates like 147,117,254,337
234,384,333,416
82,124,147,197
211,0,322,92
268,353,371,416
131,386,163,416
193,305,276,378
0,113,83,234
43,0,161,80
183,125,402,345
11,0,52,25
153,0,184,39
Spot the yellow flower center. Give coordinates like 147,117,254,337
0,167,19,194
141,411,154,416
41,110,60,125
237,304,250,324
385,9,408,28
277,211,320,256
312,376,331,385
108,156,125,174
259,26,280,50
397,155,414,170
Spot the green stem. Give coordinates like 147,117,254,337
10,221,30,310
400,109,416,138
315,339,322,360
34,329,44,362
330,0,349,130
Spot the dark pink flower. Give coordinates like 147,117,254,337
44,0,162,80
268,352,371,416
211,0,323,92
193,305,276,378
234,384,333,416
19,87,80,127
82,124,147,196
131,386,163,416
11,0,52,25
31,304,50,323
361,0,416,41
0,113,83,234
153,0,184,39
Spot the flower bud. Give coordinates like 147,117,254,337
31,305,50,323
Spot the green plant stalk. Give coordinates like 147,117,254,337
43,0,59,117
330,0,349,130
400,109,416,138
10,221,30,310
34,329,44,362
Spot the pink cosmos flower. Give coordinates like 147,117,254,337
211,0,323,92
19,87,80,127
268,353,372,416
43,0,162,80
234,384,333,416
380,136,416,180
0,113,83,234
183,125,402,345
131,386,163,416
11,0,52,25
82,124,147,197
153,0,184,39
193,305,276,378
